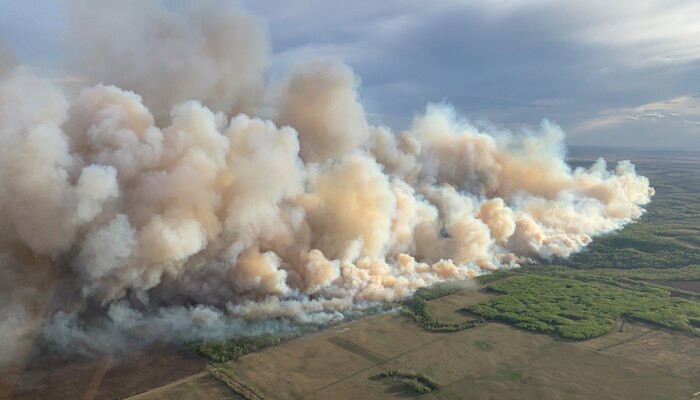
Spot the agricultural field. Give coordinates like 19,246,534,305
8,347,208,400
184,287,699,400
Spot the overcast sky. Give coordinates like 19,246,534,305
1,0,699,148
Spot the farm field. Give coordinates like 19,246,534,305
6,347,208,400
187,286,699,400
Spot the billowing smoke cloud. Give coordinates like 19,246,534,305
0,1,653,364
66,0,269,122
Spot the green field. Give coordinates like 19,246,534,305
469,273,700,340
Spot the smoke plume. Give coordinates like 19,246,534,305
0,1,653,364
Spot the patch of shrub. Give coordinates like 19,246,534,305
477,271,516,284
413,285,463,301
192,336,284,362
380,369,439,394
403,293,484,332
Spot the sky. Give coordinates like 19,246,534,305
1,0,699,148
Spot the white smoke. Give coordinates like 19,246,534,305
0,1,653,363
65,0,269,122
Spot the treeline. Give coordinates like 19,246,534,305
192,335,284,362
403,286,484,332
208,365,268,400
525,264,700,281
562,245,700,270
379,369,439,394
477,271,515,284
413,285,463,301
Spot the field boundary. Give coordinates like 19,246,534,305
123,372,208,400
327,337,387,364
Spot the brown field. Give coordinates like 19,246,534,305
426,288,496,323
591,326,700,387
6,347,207,400
649,280,700,294
7,286,700,400
213,288,700,400
126,372,242,400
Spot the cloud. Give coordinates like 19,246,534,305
242,0,700,147
3,0,700,146
571,0,700,66
573,95,700,147
577,95,700,132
